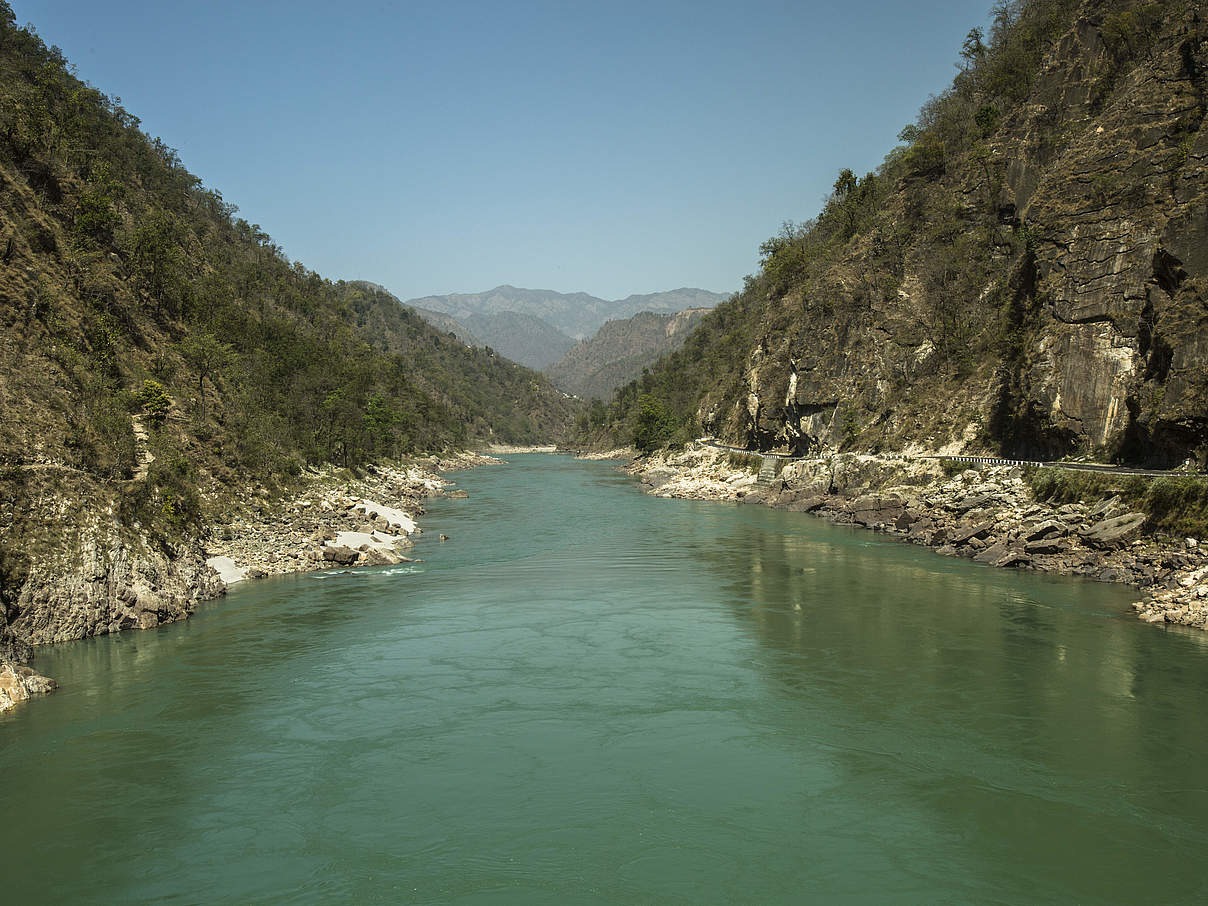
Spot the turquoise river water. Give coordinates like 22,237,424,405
3,454,1208,904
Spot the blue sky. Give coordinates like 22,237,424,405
14,0,991,301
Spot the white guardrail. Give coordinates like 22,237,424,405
695,438,1194,479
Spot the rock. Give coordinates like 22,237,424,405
785,495,827,513
1088,496,1124,519
950,519,995,545
952,493,994,514
360,548,401,566
1023,520,1067,542
1025,538,1068,555
322,545,359,566
847,494,906,527
994,549,1032,569
447,490,469,499
974,541,1008,564
1080,513,1148,548
0,660,57,712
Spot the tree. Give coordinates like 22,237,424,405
129,212,187,318
180,332,231,421
960,27,986,70
633,393,677,453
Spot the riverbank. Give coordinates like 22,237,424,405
0,451,501,712
629,445,1208,630
202,452,498,583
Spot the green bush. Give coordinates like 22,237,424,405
135,379,172,427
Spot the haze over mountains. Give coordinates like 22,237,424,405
545,309,713,401
400,285,730,369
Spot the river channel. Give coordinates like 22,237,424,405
3,454,1207,904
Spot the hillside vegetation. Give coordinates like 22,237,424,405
588,0,1208,467
0,1,577,644
0,3,574,481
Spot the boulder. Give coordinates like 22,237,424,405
360,548,401,567
974,541,1008,564
993,548,1032,569
1080,512,1147,548
322,545,359,566
1025,538,1068,555
784,495,828,513
1023,520,1067,542
952,493,995,514
847,493,906,527
950,519,995,545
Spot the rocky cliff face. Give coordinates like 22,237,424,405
639,1,1206,469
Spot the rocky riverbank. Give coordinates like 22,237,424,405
0,452,499,713
204,451,499,583
630,445,1208,631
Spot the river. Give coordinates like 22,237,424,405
3,454,1207,904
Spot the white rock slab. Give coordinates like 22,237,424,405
354,499,416,534
206,556,248,585
330,531,399,553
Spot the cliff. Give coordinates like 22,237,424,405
599,0,1207,469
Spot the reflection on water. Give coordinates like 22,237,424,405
2,455,1207,904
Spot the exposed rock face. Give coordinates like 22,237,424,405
0,453,494,705
687,2,1207,467
13,539,224,645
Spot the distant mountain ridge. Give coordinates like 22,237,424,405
405,285,729,341
397,284,729,371
545,308,713,400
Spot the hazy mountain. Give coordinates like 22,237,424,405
545,309,713,400
405,285,729,341
461,311,576,369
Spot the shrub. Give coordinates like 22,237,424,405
135,379,172,427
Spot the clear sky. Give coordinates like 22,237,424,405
13,0,991,301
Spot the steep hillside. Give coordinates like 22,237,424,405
350,281,483,346
0,5,577,665
593,0,1207,468
545,308,713,400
